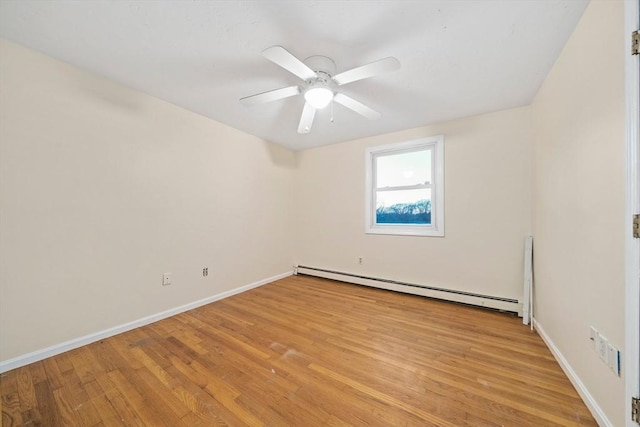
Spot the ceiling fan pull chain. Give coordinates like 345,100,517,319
330,100,335,123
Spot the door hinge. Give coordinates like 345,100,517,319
634,214,640,239
633,397,640,423
633,30,639,55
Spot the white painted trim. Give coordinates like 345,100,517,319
522,236,533,325
625,1,640,426
297,266,521,313
0,271,292,374
364,135,445,237
533,318,612,427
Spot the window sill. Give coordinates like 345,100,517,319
366,225,444,237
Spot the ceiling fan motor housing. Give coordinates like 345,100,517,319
304,55,336,77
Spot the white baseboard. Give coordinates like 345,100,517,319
0,271,292,374
532,318,611,427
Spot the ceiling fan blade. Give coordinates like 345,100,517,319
297,102,316,134
333,93,381,120
240,86,300,107
262,45,317,81
333,57,400,86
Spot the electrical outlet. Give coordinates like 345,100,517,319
589,326,597,350
596,332,608,364
203,267,208,277
358,257,363,264
607,343,615,370
591,328,621,376
162,273,172,286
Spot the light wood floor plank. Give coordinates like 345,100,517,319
1,275,597,426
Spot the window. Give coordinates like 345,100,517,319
365,136,444,236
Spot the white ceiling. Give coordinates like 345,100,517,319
0,0,589,151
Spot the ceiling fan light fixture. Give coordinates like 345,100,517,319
241,46,400,135
304,84,333,109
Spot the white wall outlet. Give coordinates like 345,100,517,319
589,326,597,350
607,343,621,376
596,332,608,364
162,273,172,286
203,267,208,277
358,257,363,264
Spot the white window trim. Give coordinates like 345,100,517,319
365,135,444,237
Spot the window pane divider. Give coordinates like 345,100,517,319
376,184,431,192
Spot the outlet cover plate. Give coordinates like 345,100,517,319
162,273,172,286
607,343,620,376
596,333,608,364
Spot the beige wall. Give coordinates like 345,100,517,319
531,1,626,425
0,1,627,422
294,106,532,301
0,40,295,362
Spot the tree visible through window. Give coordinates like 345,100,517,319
365,136,444,236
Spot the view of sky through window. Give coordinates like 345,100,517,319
376,149,431,188
375,149,431,208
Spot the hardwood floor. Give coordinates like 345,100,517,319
1,275,596,426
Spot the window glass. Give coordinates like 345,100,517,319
365,136,444,236
376,188,431,224
375,149,431,188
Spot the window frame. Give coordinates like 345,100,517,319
365,135,444,237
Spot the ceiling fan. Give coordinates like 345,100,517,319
240,46,400,134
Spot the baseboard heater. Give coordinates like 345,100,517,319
295,265,522,315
